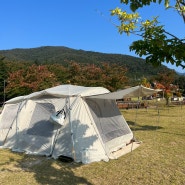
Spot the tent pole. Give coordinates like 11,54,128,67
3,101,23,146
155,98,160,130
68,96,76,161
49,96,80,157
131,85,142,152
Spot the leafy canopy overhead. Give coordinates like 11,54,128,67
111,0,185,69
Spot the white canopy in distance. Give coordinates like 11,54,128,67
87,85,161,100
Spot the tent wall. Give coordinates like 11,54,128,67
16,98,68,155
0,98,67,155
16,100,56,155
52,97,109,163
0,103,20,147
85,98,133,156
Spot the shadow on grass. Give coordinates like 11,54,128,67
127,121,184,137
156,130,185,137
19,156,92,185
127,121,163,131
0,152,92,184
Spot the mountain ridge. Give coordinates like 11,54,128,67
0,46,174,78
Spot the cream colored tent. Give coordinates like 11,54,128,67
0,85,157,163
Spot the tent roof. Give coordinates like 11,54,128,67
6,84,110,104
87,85,161,99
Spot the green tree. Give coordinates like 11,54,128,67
0,56,7,103
111,0,185,69
175,75,185,95
140,77,151,88
47,63,69,84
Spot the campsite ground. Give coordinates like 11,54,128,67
0,100,185,185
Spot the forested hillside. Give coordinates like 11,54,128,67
1,46,184,102
0,46,170,78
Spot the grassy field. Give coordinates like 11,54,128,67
0,100,185,185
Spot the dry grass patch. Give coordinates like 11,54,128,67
0,102,184,185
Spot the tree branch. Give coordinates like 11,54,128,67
163,30,184,43
177,0,185,23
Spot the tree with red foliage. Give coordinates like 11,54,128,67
153,70,178,105
68,62,128,91
6,64,58,99
5,62,128,100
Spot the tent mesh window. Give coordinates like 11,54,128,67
86,99,131,143
0,104,20,129
27,103,56,137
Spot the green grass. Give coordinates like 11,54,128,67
0,102,185,185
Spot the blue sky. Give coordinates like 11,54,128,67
0,0,184,73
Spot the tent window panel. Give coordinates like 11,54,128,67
27,103,55,137
0,104,20,129
86,99,131,143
